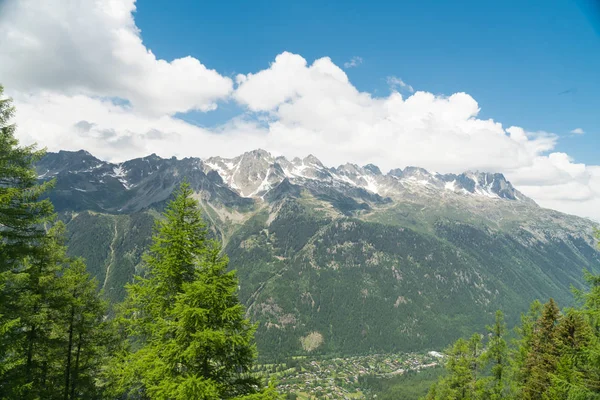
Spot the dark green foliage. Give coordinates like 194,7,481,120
0,89,112,399
1,88,278,398
423,335,483,400
60,257,113,400
520,298,561,399
0,85,54,267
0,85,55,379
0,223,72,398
0,221,110,399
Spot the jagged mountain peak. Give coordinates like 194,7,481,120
387,168,403,177
303,154,324,167
55,149,99,161
244,148,273,160
335,163,364,175
143,153,162,161
401,166,432,178
38,150,538,213
363,164,382,175
37,149,106,178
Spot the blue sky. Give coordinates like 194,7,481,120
135,0,599,164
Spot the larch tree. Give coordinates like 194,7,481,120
109,182,278,399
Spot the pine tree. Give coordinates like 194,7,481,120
510,300,542,397
468,333,482,384
109,183,278,399
1,223,64,397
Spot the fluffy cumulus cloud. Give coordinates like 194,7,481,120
0,0,232,115
570,128,585,135
1,0,599,221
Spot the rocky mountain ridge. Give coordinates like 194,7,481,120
37,149,536,214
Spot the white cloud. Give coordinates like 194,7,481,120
343,56,363,69
10,91,266,161
0,0,232,115
387,76,414,93
1,1,598,222
570,128,585,135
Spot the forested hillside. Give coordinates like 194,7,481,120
37,149,600,360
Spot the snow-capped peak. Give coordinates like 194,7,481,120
197,150,533,204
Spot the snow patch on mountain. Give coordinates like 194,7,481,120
444,180,457,192
109,165,134,190
198,150,533,205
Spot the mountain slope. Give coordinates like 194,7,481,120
38,150,600,359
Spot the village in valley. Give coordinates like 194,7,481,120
257,351,444,399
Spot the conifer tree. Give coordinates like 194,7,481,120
0,85,109,399
468,333,483,387
482,310,507,399
1,222,110,399
109,183,278,399
516,298,561,400
545,308,596,399
510,300,542,396
59,258,112,400
0,85,56,396
424,337,478,400
0,84,54,268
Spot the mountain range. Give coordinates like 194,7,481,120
37,149,600,359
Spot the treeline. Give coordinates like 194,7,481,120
424,233,600,400
0,86,278,399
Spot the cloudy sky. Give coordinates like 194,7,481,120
0,0,599,221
